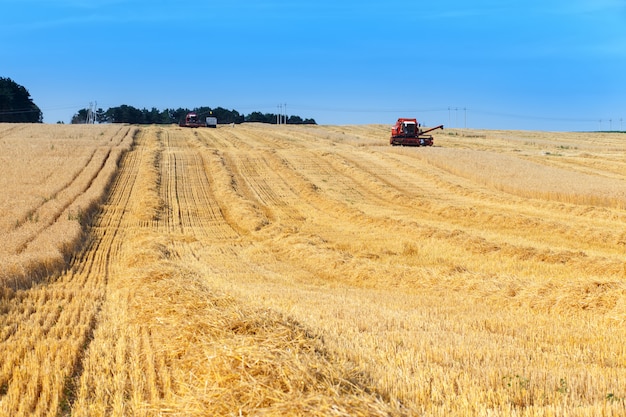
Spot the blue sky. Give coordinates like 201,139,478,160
2,0,625,130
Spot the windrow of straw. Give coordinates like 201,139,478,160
0,124,135,292
412,146,626,210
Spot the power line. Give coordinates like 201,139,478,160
287,104,617,125
467,108,601,123
0,108,42,115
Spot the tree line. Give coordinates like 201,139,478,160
72,105,316,125
1,77,317,125
0,77,43,123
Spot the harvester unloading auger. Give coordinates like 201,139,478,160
390,118,444,146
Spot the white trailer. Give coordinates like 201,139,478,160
206,116,217,128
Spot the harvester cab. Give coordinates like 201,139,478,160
390,118,443,146
180,111,213,128
187,112,199,124
400,120,417,136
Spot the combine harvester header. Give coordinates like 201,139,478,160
390,118,443,146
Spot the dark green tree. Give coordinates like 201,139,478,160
245,111,267,123
211,107,244,124
105,105,145,124
0,77,43,123
71,108,90,124
96,108,108,123
169,108,191,124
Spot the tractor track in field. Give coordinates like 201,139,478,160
0,124,27,139
56,126,147,414
228,152,307,224
195,126,253,151
158,128,239,239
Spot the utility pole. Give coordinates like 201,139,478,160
86,101,96,124
284,103,287,125
448,107,451,128
277,105,280,124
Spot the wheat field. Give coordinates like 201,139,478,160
1,122,625,416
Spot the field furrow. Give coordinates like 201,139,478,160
170,150,235,239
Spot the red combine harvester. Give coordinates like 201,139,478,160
390,118,444,146
179,112,205,128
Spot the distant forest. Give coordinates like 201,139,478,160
71,105,316,125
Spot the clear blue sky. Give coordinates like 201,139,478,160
2,0,625,130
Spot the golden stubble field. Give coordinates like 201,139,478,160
1,122,625,416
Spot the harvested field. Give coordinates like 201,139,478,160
0,124,135,292
1,123,626,416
